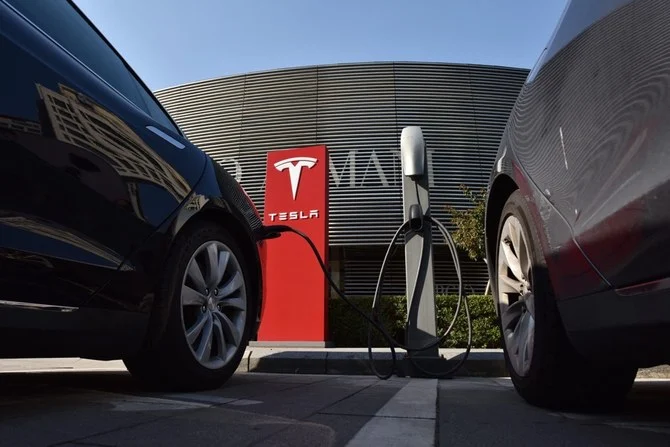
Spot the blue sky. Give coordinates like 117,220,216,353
73,0,568,91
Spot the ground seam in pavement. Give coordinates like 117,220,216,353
246,378,379,447
46,386,261,446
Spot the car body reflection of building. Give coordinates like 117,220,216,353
36,83,191,203
185,194,208,211
0,215,125,268
0,115,42,135
1,250,54,270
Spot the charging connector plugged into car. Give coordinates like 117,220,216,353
409,204,423,232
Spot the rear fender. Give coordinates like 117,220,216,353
487,150,609,311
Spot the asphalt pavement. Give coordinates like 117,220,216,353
1,361,669,446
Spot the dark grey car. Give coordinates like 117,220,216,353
485,0,670,409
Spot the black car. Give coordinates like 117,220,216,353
486,0,670,409
0,0,265,391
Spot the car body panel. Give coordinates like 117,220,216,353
85,155,264,317
508,0,670,289
486,139,610,305
558,285,670,368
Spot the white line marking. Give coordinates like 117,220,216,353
160,393,238,405
58,389,214,412
346,379,437,447
0,367,127,374
605,422,670,435
108,396,210,412
559,126,568,170
227,399,264,406
136,393,263,407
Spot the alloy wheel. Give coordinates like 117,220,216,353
180,241,247,369
497,215,535,377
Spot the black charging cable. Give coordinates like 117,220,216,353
261,224,400,378
366,215,472,378
261,216,472,380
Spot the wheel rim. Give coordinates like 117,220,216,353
181,240,247,370
497,215,535,377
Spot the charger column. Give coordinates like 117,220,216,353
400,126,440,363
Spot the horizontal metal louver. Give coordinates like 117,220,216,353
154,62,528,295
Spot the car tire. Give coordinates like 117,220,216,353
494,190,637,410
123,221,256,392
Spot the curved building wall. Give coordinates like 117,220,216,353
155,62,529,296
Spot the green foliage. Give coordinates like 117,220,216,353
328,295,501,349
329,295,407,348
445,184,487,262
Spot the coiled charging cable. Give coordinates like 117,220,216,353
367,216,472,379
262,215,472,380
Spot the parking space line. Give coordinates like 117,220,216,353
159,393,239,405
345,379,437,447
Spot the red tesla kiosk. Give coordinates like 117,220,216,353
256,145,331,346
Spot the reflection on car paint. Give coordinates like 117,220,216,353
0,214,124,267
36,83,191,205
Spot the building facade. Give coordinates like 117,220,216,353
154,62,529,297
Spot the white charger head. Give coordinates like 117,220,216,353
400,126,426,177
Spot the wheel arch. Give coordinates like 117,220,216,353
485,173,518,311
140,202,264,352
174,204,263,331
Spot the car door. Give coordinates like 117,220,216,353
0,0,205,309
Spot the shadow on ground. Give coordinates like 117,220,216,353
1,369,670,446
438,378,670,446
0,370,407,447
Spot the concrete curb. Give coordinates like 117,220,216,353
2,350,668,379
238,348,670,379
239,348,510,377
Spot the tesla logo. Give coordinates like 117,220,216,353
274,156,318,200
267,210,319,222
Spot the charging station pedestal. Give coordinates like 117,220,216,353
399,127,449,378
